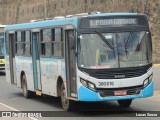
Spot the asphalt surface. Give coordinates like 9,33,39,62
0,66,160,120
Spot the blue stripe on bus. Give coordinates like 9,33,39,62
88,13,139,17
5,18,78,31
4,13,138,31
78,81,154,101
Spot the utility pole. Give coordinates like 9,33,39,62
15,0,21,23
44,0,48,18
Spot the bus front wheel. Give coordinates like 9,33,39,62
22,75,32,99
118,99,132,107
60,83,74,111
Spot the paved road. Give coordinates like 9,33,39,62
153,66,160,90
0,66,160,120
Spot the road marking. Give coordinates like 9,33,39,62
0,103,18,111
0,103,38,120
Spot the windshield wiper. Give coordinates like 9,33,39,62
123,32,133,57
96,31,116,59
96,31,114,49
125,32,133,51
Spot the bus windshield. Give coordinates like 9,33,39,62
0,33,4,56
78,31,152,69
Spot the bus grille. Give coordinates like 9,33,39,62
91,69,145,79
79,64,152,79
97,85,143,97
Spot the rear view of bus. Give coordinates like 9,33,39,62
76,13,153,108
0,25,5,72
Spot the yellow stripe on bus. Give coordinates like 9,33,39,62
153,64,160,67
36,91,42,96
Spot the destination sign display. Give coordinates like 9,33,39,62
90,18,137,27
79,15,148,29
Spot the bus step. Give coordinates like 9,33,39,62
36,91,42,96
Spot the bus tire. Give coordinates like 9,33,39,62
22,74,32,99
60,82,74,111
118,99,132,107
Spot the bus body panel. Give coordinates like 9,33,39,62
40,58,66,96
76,67,153,101
5,18,78,31
5,56,11,84
4,13,153,105
5,17,78,97
15,56,34,90
77,68,152,89
78,81,153,101
13,56,66,97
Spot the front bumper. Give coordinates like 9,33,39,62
78,81,154,101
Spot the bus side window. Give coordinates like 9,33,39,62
15,31,24,56
41,29,52,57
52,28,63,57
24,31,31,56
41,43,45,55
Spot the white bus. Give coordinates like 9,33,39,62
0,25,6,72
5,12,153,111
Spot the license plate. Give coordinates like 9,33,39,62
114,90,127,96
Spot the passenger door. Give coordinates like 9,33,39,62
31,30,42,90
65,29,77,98
8,32,17,85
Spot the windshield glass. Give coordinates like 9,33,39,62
78,31,152,69
0,33,5,56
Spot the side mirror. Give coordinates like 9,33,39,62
146,32,152,62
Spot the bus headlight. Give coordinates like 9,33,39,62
143,74,153,88
80,78,96,91
148,74,153,82
143,79,149,88
88,82,95,91
80,78,88,87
